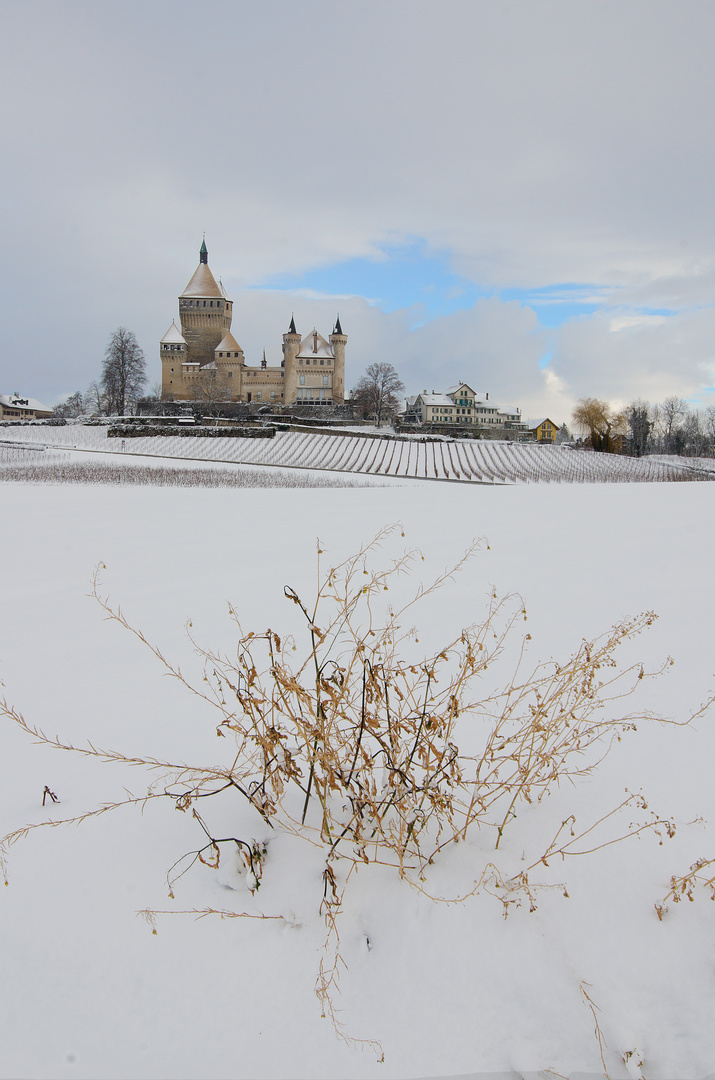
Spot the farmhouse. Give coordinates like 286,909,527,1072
406,383,525,431
160,241,346,407
0,395,53,420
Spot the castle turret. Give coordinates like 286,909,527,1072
329,316,347,404
214,330,245,400
177,239,233,368
160,321,187,399
282,316,301,405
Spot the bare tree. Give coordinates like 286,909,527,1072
84,380,108,416
572,397,626,453
101,328,147,415
190,366,231,406
705,406,715,455
682,410,708,457
351,362,405,424
53,391,85,418
659,395,689,454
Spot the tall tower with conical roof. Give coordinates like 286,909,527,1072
282,316,302,404
329,316,347,404
177,239,233,367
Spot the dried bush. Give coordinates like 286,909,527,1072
0,525,695,1054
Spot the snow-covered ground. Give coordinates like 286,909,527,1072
1,477,715,1080
2,425,712,484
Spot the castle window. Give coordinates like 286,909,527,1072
298,359,303,365
228,371,233,378
299,375,305,385
320,359,324,366
323,376,328,386
256,391,262,400
218,352,223,358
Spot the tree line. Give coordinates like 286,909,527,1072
54,328,148,417
573,396,715,457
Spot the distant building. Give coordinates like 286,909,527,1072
0,395,53,420
527,418,560,443
405,383,525,431
160,241,346,407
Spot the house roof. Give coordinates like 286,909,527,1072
160,321,186,344
528,417,560,431
0,394,52,413
216,331,243,354
297,330,334,359
180,262,224,299
445,383,483,396
418,394,454,406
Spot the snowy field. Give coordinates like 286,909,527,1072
2,425,713,484
1,476,715,1080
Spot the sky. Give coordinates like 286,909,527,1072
3,0,715,421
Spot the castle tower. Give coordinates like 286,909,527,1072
160,321,187,398
214,330,245,401
177,239,233,367
282,316,301,404
329,316,347,404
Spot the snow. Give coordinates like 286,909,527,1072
1,477,715,1079
159,322,186,345
3,426,712,484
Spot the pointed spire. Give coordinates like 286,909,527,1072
200,235,208,264
334,314,343,335
288,315,297,334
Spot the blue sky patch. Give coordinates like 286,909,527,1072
257,241,681,334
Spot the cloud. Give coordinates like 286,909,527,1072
3,1,715,413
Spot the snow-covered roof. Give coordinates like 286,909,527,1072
418,394,454,407
445,383,483,397
528,417,560,430
160,321,186,345
297,330,334,359
180,262,224,299
0,394,52,412
216,331,243,354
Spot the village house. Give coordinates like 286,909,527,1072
527,418,560,443
0,395,53,420
405,383,525,432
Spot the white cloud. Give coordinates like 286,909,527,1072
4,1,715,411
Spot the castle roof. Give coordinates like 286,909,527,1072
297,330,334,359
216,331,243,353
181,261,224,299
161,321,186,344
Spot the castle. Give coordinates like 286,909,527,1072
160,241,346,406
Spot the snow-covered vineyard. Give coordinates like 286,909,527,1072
2,424,714,483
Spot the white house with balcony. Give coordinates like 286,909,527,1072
405,383,525,432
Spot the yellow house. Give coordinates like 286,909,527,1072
528,417,560,443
